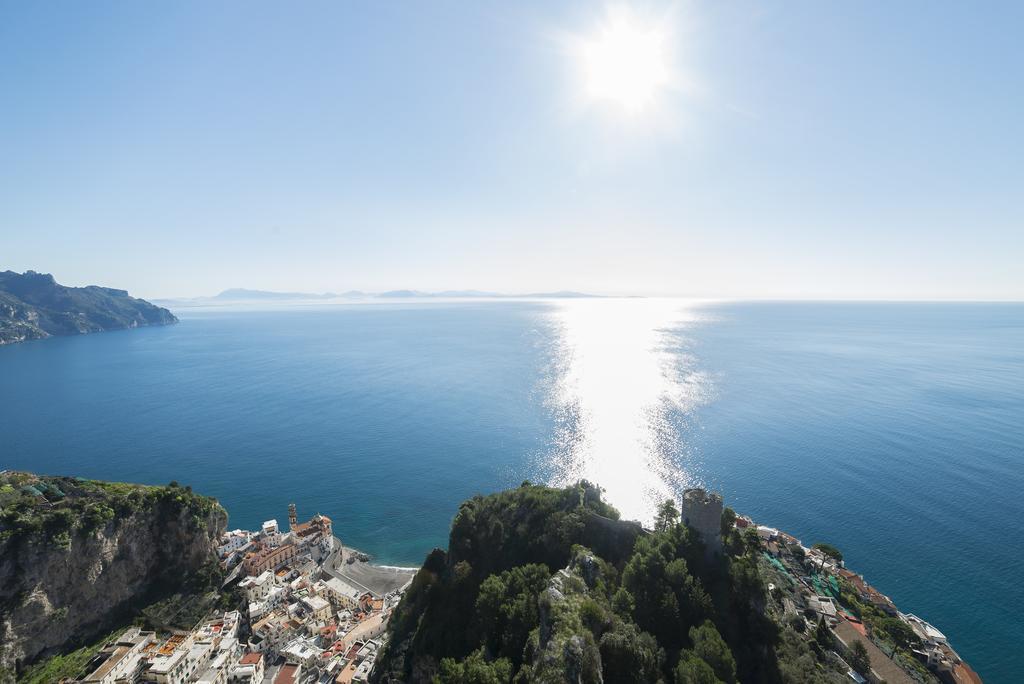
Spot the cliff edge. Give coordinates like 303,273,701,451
375,482,846,684
0,472,226,675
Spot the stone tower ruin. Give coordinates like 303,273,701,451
681,488,723,558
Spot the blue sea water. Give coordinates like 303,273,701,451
1,300,1021,682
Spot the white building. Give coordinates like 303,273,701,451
195,649,234,684
281,637,321,668
218,530,252,557
229,652,264,683
353,658,374,683
179,641,215,682
149,648,189,684
808,595,838,624
301,595,332,623
80,628,154,684
901,613,948,646
239,571,275,603
321,577,364,610
261,519,281,546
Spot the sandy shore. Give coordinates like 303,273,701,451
323,540,417,596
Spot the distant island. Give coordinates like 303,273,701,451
0,271,177,345
213,288,343,301
155,288,603,306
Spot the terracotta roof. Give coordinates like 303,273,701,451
833,620,914,684
955,661,984,684
843,616,866,636
274,663,299,684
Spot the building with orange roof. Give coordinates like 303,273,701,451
838,568,897,616
242,541,299,576
833,619,915,684
273,662,301,684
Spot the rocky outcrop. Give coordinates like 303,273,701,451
372,482,645,683
0,270,177,345
0,475,226,673
524,556,605,684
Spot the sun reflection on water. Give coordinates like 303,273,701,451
541,298,712,524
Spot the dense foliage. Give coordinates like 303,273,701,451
373,483,842,683
1,472,230,679
0,472,220,550
811,543,843,564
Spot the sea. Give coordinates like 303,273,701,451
1,299,1020,682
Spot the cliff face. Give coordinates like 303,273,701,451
0,475,226,672
0,270,177,345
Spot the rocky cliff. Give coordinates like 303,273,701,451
373,482,848,684
0,473,226,674
373,482,650,683
0,270,177,345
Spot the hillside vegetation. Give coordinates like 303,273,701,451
373,482,845,684
0,270,176,344
0,472,226,676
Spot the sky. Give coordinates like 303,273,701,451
1,1,1022,300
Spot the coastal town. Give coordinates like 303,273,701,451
45,489,980,684
729,506,981,684
69,504,415,684
675,487,981,684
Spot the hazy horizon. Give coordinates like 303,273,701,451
2,2,1022,300
8,269,1024,304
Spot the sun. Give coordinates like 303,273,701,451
576,7,673,114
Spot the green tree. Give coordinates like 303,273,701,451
622,535,712,649
740,527,763,556
675,653,723,684
812,543,843,571
847,640,871,677
814,616,832,650
655,499,680,533
876,616,922,651
599,620,663,683
436,648,512,684
689,620,737,684
720,507,736,537
611,587,635,619
473,564,550,665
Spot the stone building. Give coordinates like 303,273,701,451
242,541,299,576
288,503,334,555
681,488,723,558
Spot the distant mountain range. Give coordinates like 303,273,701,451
157,288,603,305
0,271,177,345
213,288,343,300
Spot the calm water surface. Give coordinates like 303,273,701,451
1,300,1021,682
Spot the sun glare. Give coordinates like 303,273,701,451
543,299,710,524
576,7,673,114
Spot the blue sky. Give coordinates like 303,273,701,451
1,1,1021,299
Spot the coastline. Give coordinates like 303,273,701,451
323,542,417,597
747,515,982,684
